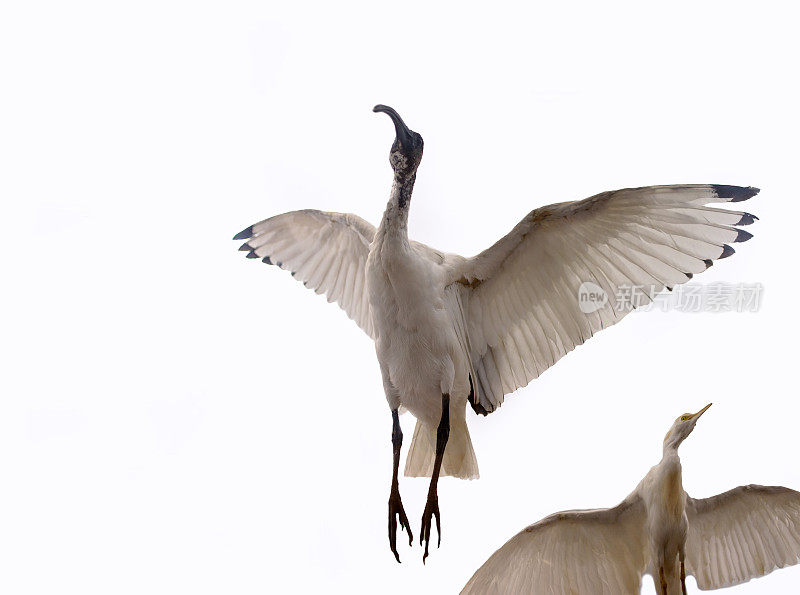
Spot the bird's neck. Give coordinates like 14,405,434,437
378,173,416,240
657,450,685,520
662,440,681,458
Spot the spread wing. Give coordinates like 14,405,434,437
461,497,647,594
234,210,376,337
685,484,800,590
450,184,759,414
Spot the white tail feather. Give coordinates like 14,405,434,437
404,417,479,480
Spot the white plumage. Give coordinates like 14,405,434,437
461,404,800,594
234,105,759,561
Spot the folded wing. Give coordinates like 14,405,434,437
449,184,759,414
461,497,646,594
686,484,800,590
234,210,376,337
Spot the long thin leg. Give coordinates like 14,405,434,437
421,393,450,563
388,409,412,562
659,566,668,595
679,550,687,595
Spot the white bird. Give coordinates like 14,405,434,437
461,404,800,594
233,105,759,562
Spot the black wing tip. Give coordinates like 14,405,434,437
685,272,694,280
467,376,493,416
736,212,759,226
262,256,273,265
735,229,754,243
469,401,492,416
703,259,714,269
719,244,736,259
238,242,252,252
711,185,760,202
245,250,260,259
232,225,254,241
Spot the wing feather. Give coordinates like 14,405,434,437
685,485,800,590
234,210,376,337
461,498,647,594
452,184,759,414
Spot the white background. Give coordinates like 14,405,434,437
2,1,798,593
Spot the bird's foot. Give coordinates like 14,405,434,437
420,489,441,563
388,488,413,563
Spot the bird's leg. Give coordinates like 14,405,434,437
658,566,668,595
388,409,412,562
679,549,687,595
421,393,450,563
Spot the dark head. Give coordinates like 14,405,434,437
373,104,424,181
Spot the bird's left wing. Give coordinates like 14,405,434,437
461,497,647,594
448,184,759,414
234,210,376,337
685,485,800,590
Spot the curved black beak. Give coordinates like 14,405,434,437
373,104,413,148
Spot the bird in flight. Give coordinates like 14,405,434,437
233,105,758,562
462,404,800,594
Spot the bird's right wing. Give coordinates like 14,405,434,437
447,184,759,415
234,210,376,337
461,497,647,594
685,485,800,590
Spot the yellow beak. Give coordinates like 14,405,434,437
692,403,712,419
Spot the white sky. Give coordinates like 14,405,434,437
2,1,799,593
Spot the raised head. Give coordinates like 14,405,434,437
373,104,424,181
664,403,712,450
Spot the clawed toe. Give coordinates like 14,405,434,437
420,493,441,563
388,491,413,562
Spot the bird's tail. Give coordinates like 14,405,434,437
404,416,479,480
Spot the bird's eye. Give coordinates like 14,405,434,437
681,414,691,421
